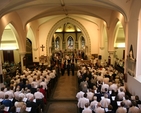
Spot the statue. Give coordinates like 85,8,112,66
129,45,135,61
129,50,135,61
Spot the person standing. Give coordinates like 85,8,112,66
1,95,13,112
67,62,71,76
82,103,92,113
71,61,75,76
128,101,140,113
34,88,44,112
77,93,89,113
26,97,38,113
116,101,127,113
95,103,105,113
61,61,65,76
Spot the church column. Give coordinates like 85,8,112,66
97,22,105,64
99,22,105,55
124,21,129,73
108,50,115,65
49,47,52,55
19,52,26,73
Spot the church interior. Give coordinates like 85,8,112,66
0,0,141,113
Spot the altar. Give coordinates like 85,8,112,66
39,55,48,65
63,49,75,56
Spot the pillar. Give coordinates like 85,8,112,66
49,47,51,56
124,21,128,73
108,51,115,65
19,52,26,73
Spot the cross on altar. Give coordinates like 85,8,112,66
40,45,45,51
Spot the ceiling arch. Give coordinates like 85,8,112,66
0,23,19,50
0,0,132,28
114,21,125,48
46,17,91,56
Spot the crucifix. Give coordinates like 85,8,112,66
40,45,45,51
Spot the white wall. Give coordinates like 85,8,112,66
80,21,99,54
38,17,101,57
127,75,141,99
126,0,141,97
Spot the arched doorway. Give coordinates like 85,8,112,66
0,24,19,64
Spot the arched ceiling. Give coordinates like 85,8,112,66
0,0,133,26
56,23,81,32
0,0,131,50
1,24,19,50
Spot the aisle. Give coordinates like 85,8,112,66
46,72,79,113
52,75,78,100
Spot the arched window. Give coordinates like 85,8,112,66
67,36,73,49
55,37,60,49
81,36,85,48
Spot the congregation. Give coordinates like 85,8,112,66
76,62,141,113
0,67,57,113
0,54,141,113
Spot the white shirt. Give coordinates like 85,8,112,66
77,97,89,108
109,83,118,92
87,91,94,101
4,90,14,99
76,91,85,100
31,81,39,88
128,106,140,113
0,91,5,99
101,83,109,92
123,99,132,108
95,107,105,113
50,72,55,78
90,100,98,111
28,77,33,84
19,93,25,98
26,93,34,100
117,91,125,100
40,81,47,90
82,107,92,113
14,91,21,100
34,91,44,99
100,97,111,108
116,107,127,113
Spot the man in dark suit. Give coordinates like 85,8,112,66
26,97,38,113
67,62,71,76
30,84,37,94
71,61,75,76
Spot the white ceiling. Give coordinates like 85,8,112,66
0,0,129,49
0,0,133,26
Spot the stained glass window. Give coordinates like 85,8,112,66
67,36,73,49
